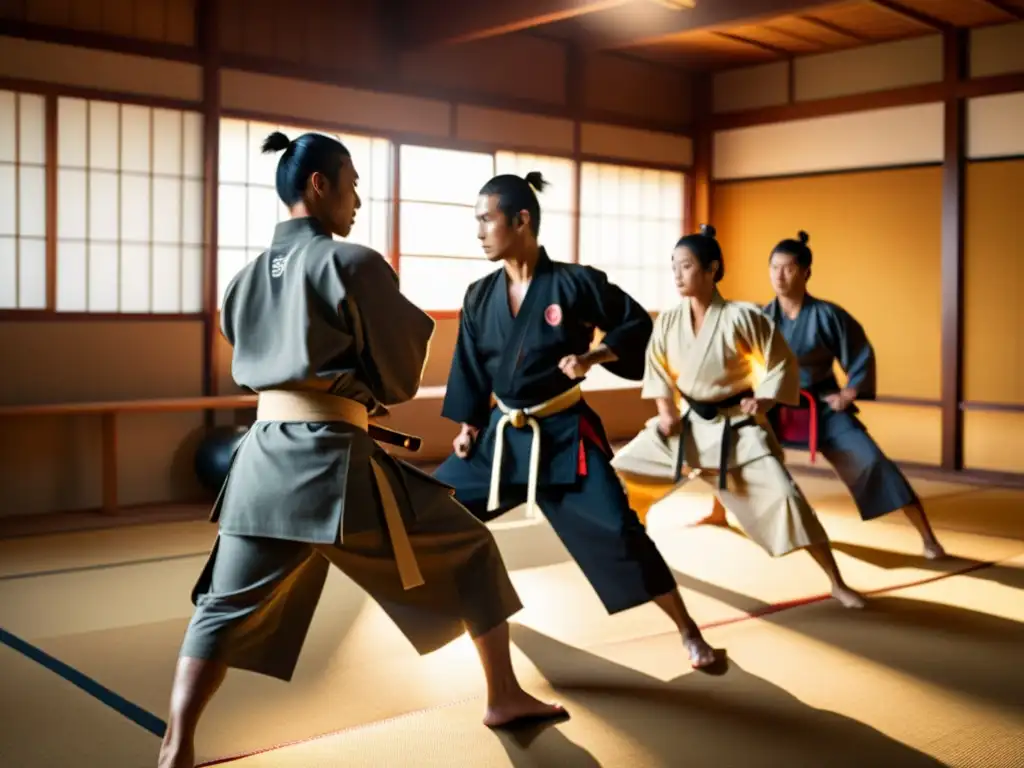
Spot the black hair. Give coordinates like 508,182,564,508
674,224,724,283
478,171,549,237
770,230,812,269
261,131,351,208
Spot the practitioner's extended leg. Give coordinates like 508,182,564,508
901,500,946,560
549,444,718,669
806,542,867,609
711,457,867,609
323,475,570,728
472,621,568,728
157,657,227,768
651,590,718,668
156,534,322,768
820,415,946,559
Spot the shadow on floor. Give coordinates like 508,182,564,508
671,558,1024,713
831,541,1024,591
503,624,948,768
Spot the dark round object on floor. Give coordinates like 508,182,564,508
194,425,249,493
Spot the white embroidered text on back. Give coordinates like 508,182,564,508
271,254,290,278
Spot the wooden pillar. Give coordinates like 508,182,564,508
389,148,401,275
199,0,222,426
380,3,402,278
566,42,584,264
689,73,714,231
940,28,967,472
45,94,57,311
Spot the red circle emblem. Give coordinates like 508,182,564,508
544,304,563,327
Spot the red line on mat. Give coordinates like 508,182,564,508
699,557,997,631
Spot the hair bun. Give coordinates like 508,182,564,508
699,223,717,239
261,131,291,154
797,230,809,244
524,171,549,192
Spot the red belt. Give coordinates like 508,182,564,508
773,390,818,463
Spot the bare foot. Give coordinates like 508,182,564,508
832,584,867,609
684,632,717,669
923,541,947,560
484,689,568,729
157,741,193,768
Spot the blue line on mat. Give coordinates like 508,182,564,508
0,627,166,737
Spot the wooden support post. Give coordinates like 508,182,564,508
690,73,714,230
199,0,222,430
940,29,967,472
45,95,57,311
566,42,584,264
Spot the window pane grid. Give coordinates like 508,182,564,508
36,101,692,317
494,151,576,263
493,151,575,214
55,166,198,179
0,90,47,309
55,96,204,314
578,161,685,312
217,118,393,308
398,145,495,311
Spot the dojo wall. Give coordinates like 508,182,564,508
709,27,1024,472
963,95,1024,475
0,1,692,517
960,23,1024,476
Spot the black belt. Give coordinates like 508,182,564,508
671,389,755,490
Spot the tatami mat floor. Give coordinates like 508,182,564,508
1,474,1022,767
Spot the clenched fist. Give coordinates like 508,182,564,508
558,354,592,380
453,424,479,459
657,412,681,438
739,397,773,416
824,388,857,412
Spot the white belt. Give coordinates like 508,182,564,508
488,385,583,517
256,390,424,591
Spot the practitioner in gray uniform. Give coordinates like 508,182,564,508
157,131,565,768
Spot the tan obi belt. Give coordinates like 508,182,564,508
489,385,583,518
256,389,424,592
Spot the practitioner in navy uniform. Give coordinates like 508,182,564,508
434,171,717,669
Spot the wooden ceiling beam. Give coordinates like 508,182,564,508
797,14,872,42
712,30,793,57
762,23,831,49
975,0,1024,20
868,0,954,32
396,0,632,48
571,0,838,50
